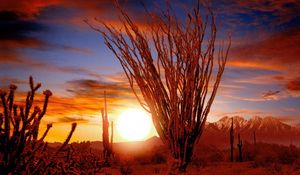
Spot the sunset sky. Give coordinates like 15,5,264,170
1,0,300,142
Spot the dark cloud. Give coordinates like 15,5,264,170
214,0,300,29
0,11,46,40
66,79,133,99
286,78,300,91
0,77,27,88
0,0,60,19
57,116,90,123
2,0,299,32
262,90,281,99
235,0,300,25
0,10,91,65
0,11,46,62
0,0,153,22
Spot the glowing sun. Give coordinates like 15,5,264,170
116,109,151,141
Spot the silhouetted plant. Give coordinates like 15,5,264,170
101,91,114,166
91,0,230,173
293,158,300,170
230,117,234,162
51,142,103,174
119,163,132,175
0,76,77,174
237,132,243,162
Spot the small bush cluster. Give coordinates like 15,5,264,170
239,142,300,167
192,144,227,167
44,142,102,174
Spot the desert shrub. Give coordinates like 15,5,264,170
133,154,149,165
153,167,161,174
119,163,133,175
0,77,77,175
47,144,103,174
267,162,282,174
149,146,167,164
131,151,166,165
253,143,279,167
151,151,167,164
191,155,208,167
254,153,277,167
209,150,225,162
123,145,167,165
191,144,225,167
293,158,300,170
278,145,299,164
242,141,257,161
251,142,300,167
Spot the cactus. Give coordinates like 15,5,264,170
101,91,113,166
237,132,243,162
253,131,256,145
230,117,234,162
110,120,114,155
0,76,77,174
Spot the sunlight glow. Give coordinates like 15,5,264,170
116,109,151,141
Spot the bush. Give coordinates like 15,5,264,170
119,163,132,175
192,144,226,167
251,142,300,167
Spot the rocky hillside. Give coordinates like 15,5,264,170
201,116,298,147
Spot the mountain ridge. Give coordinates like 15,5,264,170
201,116,298,147
47,116,300,149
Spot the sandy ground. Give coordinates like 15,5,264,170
100,162,300,175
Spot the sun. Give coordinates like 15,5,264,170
116,109,152,141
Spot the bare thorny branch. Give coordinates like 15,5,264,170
90,0,231,172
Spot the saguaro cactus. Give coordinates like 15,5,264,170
110,121,114,154
237,132,243,162
101,91,113,166
0,76,77,174
230,117,234,162
253,131,256,145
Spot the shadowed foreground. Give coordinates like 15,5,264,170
43,139,300,175
101,162,300,175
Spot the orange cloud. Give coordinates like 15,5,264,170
229,26,300,71
0,77,144,142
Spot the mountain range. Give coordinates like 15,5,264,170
201,116,299,147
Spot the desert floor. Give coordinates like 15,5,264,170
100,162,300,175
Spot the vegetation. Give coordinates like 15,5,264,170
92,0,231,173
101,91,114,166
230,117,234,162
237,132,243,162
0,76,77,174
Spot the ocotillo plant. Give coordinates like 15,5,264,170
101,91,113,166
230,117,234,162
237,132,243,162
0,76,77,174
92,1,231,173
